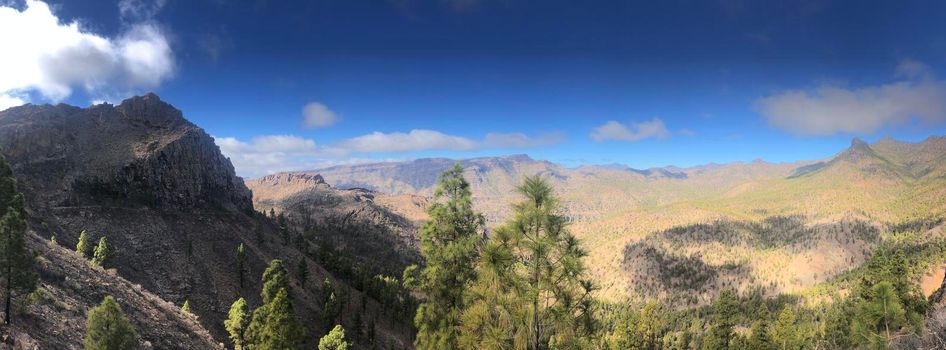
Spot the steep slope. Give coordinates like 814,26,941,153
0,95,413,348
1,233,222,349
246,172,424,276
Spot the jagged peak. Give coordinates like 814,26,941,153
116,92,185,125
837,137,877,160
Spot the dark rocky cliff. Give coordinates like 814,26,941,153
0,94,288,343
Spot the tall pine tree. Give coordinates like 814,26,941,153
403,164,484,350
461,176,595,350
225,298,250,350
244,259,304,350
0,154,35,324
702,289,738,350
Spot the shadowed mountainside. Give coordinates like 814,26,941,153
0,95,414,348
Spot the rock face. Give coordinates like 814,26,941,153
0,95,289,343
0,93,252,211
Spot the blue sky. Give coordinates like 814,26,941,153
2,0,946,177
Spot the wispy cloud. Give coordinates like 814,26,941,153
216,129,565,177
0,0,175,109
339,129,479,153
755,60,946,136
590,119,671,142
301,102,339,129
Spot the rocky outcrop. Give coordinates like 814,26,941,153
0,94,420,348
0,94,284,342
0,93,252,212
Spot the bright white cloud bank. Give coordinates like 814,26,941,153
0,0,174,110
755,60,946,136
590,119,671,142
216,130,564,177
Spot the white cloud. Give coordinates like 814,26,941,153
216,129,564,176
215,135,327,177
302,102,339,128
0,93,26,111
338,129,480,153
590,119,671,142
0,0,175,108
755,61,946,136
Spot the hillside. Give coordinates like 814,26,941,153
245,172,425,276
1,232,222,349
0,94,415,348
265,137,946,301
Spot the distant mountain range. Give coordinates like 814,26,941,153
254,136,946,300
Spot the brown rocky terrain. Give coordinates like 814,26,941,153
0,233,222,349
246,172,425,277
0,94,414,348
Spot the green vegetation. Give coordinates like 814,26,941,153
461,175,596,349
0,154,36,324
225,297,250,350
84,296,138,350
318,325,351,350
403,164,484,350
320,278,341,334
91,236,110,267
76,230,92,259
181,299,192,314
243,259,305,350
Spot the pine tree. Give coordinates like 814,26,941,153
225,298,250,350
851,281,907,349
245,288,305,350
245,259,304,350
321,278,341,332
402,164,484,350
84,296,138,350
261,259,289,303
702,290,738,350
236,243,246,288
748,304,773,350
319,325,351,350
91,236,110,267
767,306,798,350
182,299,193,314
461,176,595,350
0,155,36,324
76,230,92,259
